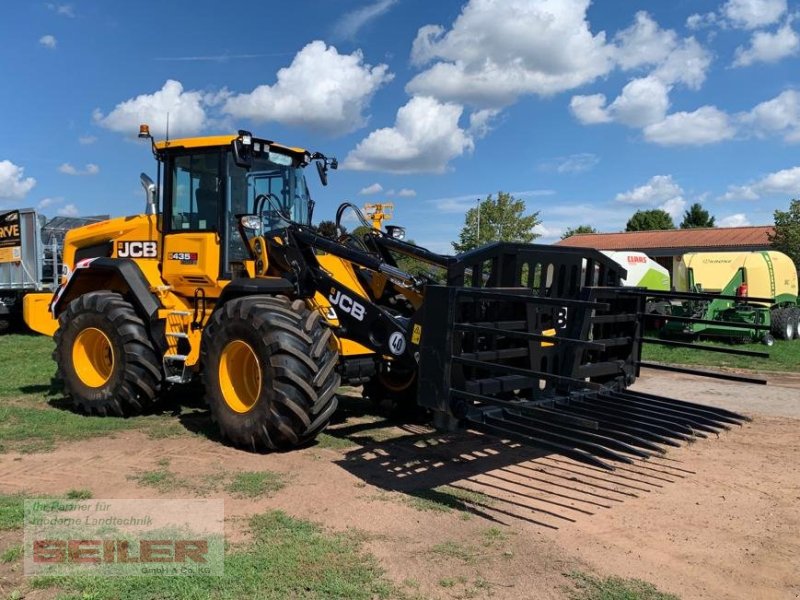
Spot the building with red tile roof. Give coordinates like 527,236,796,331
556,226,775,274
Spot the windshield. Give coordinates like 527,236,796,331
227,152,310,227
226,151,311,264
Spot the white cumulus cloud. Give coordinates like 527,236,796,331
615,175,687,219
721,165,800,200
723,0,787,29
643,106,736,146
741,89,800,142
733,22,800,67
359,183,383,195
57,203,79,217
58,163,100,176
395,188,417,197
606,77,671,128
93,80,207,138
719,213,751,227
406,0,615,108
571,12,711,138
0,160,36,200
39,35,57,49
616,175,684,208
223,41,392,136
37,197,63,210
344,96,474,173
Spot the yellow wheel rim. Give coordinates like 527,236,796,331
218,340,262,413
73,327,115,388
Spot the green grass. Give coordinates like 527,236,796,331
128,468,182,493
641,338,799,372
407,485,494,514
0,334,57,396
315,432,359,450
0,491,91,531
225,471,286,498
0,494,25,530
566,572,680,600
32,510,402,600
0,335,200,453
64,489,92,500
1,544,22,563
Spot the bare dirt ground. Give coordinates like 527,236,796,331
1,371,799,599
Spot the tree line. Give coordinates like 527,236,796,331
314,193,800,271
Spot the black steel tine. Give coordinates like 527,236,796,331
504,410,653,459
484,412,635,465
637,361,767,387
608,391,737,429
593,394,725,434
522,406,600,431
556,401,692,443
564,399,705,440
469,418,614,471
532,406,668,453
621,390,750,423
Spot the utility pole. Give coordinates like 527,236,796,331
475,198,481,245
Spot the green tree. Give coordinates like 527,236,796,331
452,191,541,253
561,225,598,239
625,209,675,232
316,220,346,238
680,203,716,228
769,199,800,268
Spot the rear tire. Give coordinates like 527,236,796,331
201,296,339,451
54,291,162,416
363,368,426,421
0,317,9,334
771,308,795,340
789,307,800,340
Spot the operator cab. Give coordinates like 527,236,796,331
145,128,335,279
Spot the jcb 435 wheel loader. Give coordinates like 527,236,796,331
24,128,753,469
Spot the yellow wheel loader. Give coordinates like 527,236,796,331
24,128,752,468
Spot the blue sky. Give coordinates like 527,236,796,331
1,0,800,253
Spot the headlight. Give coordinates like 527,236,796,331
240,215,262,231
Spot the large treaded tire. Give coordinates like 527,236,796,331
201,296,339,451
54,291,162,416
788,307,800,340
771,308,795,340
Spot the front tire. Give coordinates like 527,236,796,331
54,292,162,416
202,296,339,451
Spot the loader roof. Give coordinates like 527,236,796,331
154,134,308,157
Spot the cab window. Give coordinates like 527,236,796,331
171,152,222,231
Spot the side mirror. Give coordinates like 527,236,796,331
140,173,157,215
385,225,406,240
232,130,254,169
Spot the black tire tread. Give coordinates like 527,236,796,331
202,295,340,450
771,308,795,340
54,291,162,416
